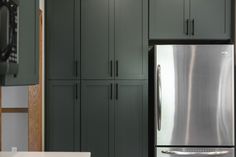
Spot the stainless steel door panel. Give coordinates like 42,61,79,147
154,45,234,146
156,147,234,157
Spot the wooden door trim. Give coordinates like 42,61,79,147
1,108,28,113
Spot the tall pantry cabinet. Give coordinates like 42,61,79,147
46,0,148,157
46,0,80,151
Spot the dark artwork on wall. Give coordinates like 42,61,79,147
0,0,18,75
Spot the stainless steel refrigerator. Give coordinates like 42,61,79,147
154,45,235,157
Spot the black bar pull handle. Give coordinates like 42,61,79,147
186,19,189,35
192,19,195,36
116,60,119,77
110,60,113,77
75,60,78,77
110,83,113,100
115,83,118,100
75,83,78,100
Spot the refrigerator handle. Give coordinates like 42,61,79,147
155,64,162,131
157,65,162,131
161,150,229,156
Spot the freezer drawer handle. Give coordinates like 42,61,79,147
161,150,229,156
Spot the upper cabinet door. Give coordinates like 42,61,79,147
190,0,231,39
149,0,189,40
115,0,148,80
47,0,78,80
2,0,39,85
81,0,114,79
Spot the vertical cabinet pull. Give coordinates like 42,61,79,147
75,60,78,77
116,60,119,77
110,60,113,77
115,83,118,100
186,19,189,35
75,83,78,100
192,19,195,36
110,83,113,100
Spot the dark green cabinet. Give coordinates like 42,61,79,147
46,0,148,155
81,80,113,157
46,0,80,80
149,0,187,39
150,0,231,40
81,80,148,157
115,81,148,157
190,0,231,39
81,0,148,80
115,0,148,79
46,80,80,151
81,0,113,79
2,0,39,85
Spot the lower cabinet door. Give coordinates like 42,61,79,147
114,80,148,157
81,80,114,157
46,80,80,151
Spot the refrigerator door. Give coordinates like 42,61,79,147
156,147,234,157
154,45,234,146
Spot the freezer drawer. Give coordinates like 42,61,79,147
154,45,234,146
156,147,234,157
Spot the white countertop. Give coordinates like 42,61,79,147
0,152,91,157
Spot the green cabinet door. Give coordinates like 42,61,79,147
114,80,148,157
81,0,114,79
46,80,80,151
149,0,189,39
190,0,231,39
46,0,79,80
81,80,114,157
115,0,148,79
2,0,39,85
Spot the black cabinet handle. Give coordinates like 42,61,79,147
110,83,113,100
75,83,78,100
115,83,118,100
192,19,195,36
116,60,119,77
186,19,189,35
75,60,78,77
110,60,113,77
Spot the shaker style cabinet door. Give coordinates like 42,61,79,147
3,0,39,85
114,80,148,157
190,0,231,39
46,80,80,151
81,0,114,79
46,0,79,80
115,0,148,79
81,80,114,157
149,0,188,39
150,0,231,40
